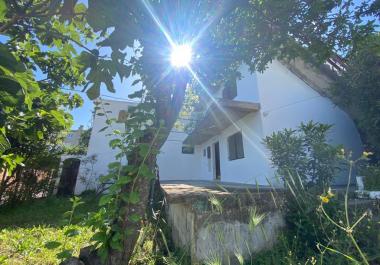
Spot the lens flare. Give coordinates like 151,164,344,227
170,44,192,68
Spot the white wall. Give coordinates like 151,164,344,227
157,131,201,181
235,64,259,103
75,60,363,191
196,111,278,186
187,60,362,186
75,99,131,194
257,61,363,184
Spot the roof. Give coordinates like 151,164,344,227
183,99,260,145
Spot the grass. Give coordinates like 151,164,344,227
0,192,99,265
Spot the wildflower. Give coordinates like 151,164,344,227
320,195,329,203
362,151,374,158
327,187,334,198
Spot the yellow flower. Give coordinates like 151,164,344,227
327,187,335,198
320,195,330,203
363,151,374,158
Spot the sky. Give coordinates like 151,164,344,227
66,0,379,130
1,0,377,130
69,75,141,129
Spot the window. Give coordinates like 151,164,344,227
207,146,211,159
228,132,244,160
222,79,237,99
182,145,194,154
117,110,128,123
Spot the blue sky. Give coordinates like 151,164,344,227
1,0,377,130
69,75,141,129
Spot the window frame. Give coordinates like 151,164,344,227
227,132,245,161
182,145,194,154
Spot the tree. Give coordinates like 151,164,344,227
331,33,380,161
1,0,378,264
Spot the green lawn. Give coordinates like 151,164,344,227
0,192,99,265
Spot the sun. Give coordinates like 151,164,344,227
170,44,192,68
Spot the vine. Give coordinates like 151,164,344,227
86,88,164,262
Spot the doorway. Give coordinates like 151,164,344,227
57,158,81,196
213,142,221,180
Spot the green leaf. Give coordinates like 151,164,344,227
0,0,6,21
128,191,140,204
86,82,100,100
64,228,80,237
108,183,121,193
109,138,121,148
116,175,132,185
44,241,62,249
99,194,113,206
57,249,73,260
129,213,141,223
37,130,44,140
0,44,25,72
140,164,155,179
109,239,123,251
0,132,10,155
91,231,108,243
99,174,113,183
50,110,66,126
138,144,150,157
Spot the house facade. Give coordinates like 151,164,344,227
71,60,363,194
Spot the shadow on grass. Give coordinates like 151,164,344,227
0,191,99,229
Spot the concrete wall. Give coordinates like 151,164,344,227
165,190,286,264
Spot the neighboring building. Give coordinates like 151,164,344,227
63,125,84,147
57,126,86,195
72,59,363,194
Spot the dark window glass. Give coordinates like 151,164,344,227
117,110,128,123
207,146,211,159
182,146,194,154
228,132,244,160
222,79,237,100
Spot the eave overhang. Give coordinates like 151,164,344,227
183,99,260,146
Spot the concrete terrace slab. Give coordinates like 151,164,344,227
160,180,284,209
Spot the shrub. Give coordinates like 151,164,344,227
264,122,379,265
264,121,341,190
360,164,380,191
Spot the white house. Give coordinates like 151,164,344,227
69,59,362,194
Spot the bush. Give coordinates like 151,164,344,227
264,122,379,265
264,121,341,190
360,164,380,191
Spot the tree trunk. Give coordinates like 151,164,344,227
104,76,188,265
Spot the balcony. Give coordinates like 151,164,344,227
183,99,260,145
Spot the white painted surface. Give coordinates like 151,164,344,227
257,61,362,184
74,60,363,192
235,64,259,103
165,60,362,186
75,99,131,194
157,131,201,181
